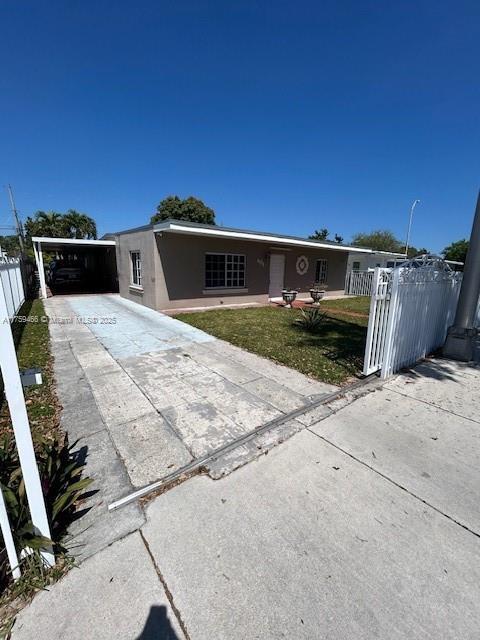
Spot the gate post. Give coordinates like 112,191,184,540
381,267,401,379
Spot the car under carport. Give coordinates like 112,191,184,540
32,236,119,297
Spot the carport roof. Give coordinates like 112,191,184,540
31,236,116,251
153,219,372,253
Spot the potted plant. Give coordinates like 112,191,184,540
309,283,328,306
281,288,299,308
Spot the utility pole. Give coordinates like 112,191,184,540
6,184,25,253
443,190,480,361
405,199,420,257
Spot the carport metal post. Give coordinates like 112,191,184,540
0,276,54,566
33,240,47,299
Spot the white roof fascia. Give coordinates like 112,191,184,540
154,223,372,254
32,237,116,246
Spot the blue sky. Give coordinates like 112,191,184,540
0,1,478,251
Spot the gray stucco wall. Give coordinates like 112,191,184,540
114,227,159,310
114,228,350,311
155,233,348,310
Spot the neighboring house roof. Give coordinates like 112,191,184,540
151,219,372,254
370,250,407,258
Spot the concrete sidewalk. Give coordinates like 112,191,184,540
12,358,480,639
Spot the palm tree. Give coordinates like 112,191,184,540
63,210,97,239
27,211,64,237
24,210,98,241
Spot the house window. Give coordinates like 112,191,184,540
315,259,328,284
352,261,360,271
130,251,142,287
205,253,246,288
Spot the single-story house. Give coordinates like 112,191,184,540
33,220,374,311
346,250,407,273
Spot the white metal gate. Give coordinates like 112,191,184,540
363,268,392,375
363,259,463,378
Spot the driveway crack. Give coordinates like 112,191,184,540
139,530,191,640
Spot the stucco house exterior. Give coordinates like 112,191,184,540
106,220,371,312
346,250,407,273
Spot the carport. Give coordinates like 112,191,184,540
32,236,118,298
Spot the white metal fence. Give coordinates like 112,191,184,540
363,268,392,375
345,270,374,296
0,269,53,582
363,261,463,378
0,257,25,319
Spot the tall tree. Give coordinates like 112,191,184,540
309,228,329,240
351,229,404,253
334,234,344,244
151,195,216,225
442,239,468,263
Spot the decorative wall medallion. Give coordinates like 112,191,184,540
296,255,309,275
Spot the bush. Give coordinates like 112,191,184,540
294,307,328,333
0,434,92,591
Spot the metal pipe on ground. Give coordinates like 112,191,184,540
443,191,480,361
108,374,380,512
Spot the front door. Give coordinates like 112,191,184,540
268,254,285,299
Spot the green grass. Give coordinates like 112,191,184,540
0,299,60,442
177,299,369,385
321,296,371,316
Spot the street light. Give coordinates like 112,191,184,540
405,199,420,257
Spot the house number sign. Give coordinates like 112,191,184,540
296,255,309,275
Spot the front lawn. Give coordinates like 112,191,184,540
321,296,370,317
177,298,369,385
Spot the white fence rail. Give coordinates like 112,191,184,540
0,258,25,319
0,270,53,582
363,262,462,378
345,270,374,296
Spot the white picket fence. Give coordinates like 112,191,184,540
345,270,374,296
0,268,53,582
0,257,25,319
363,261,463,378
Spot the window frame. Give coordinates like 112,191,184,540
204,252,247,290
130,250,143,288
315,258,328,285
352,261,361,271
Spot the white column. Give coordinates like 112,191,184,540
34,242,47,299
0,277,54,566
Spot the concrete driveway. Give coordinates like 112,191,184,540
49,293,335,483
13,358,480,640
45,294,337,557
